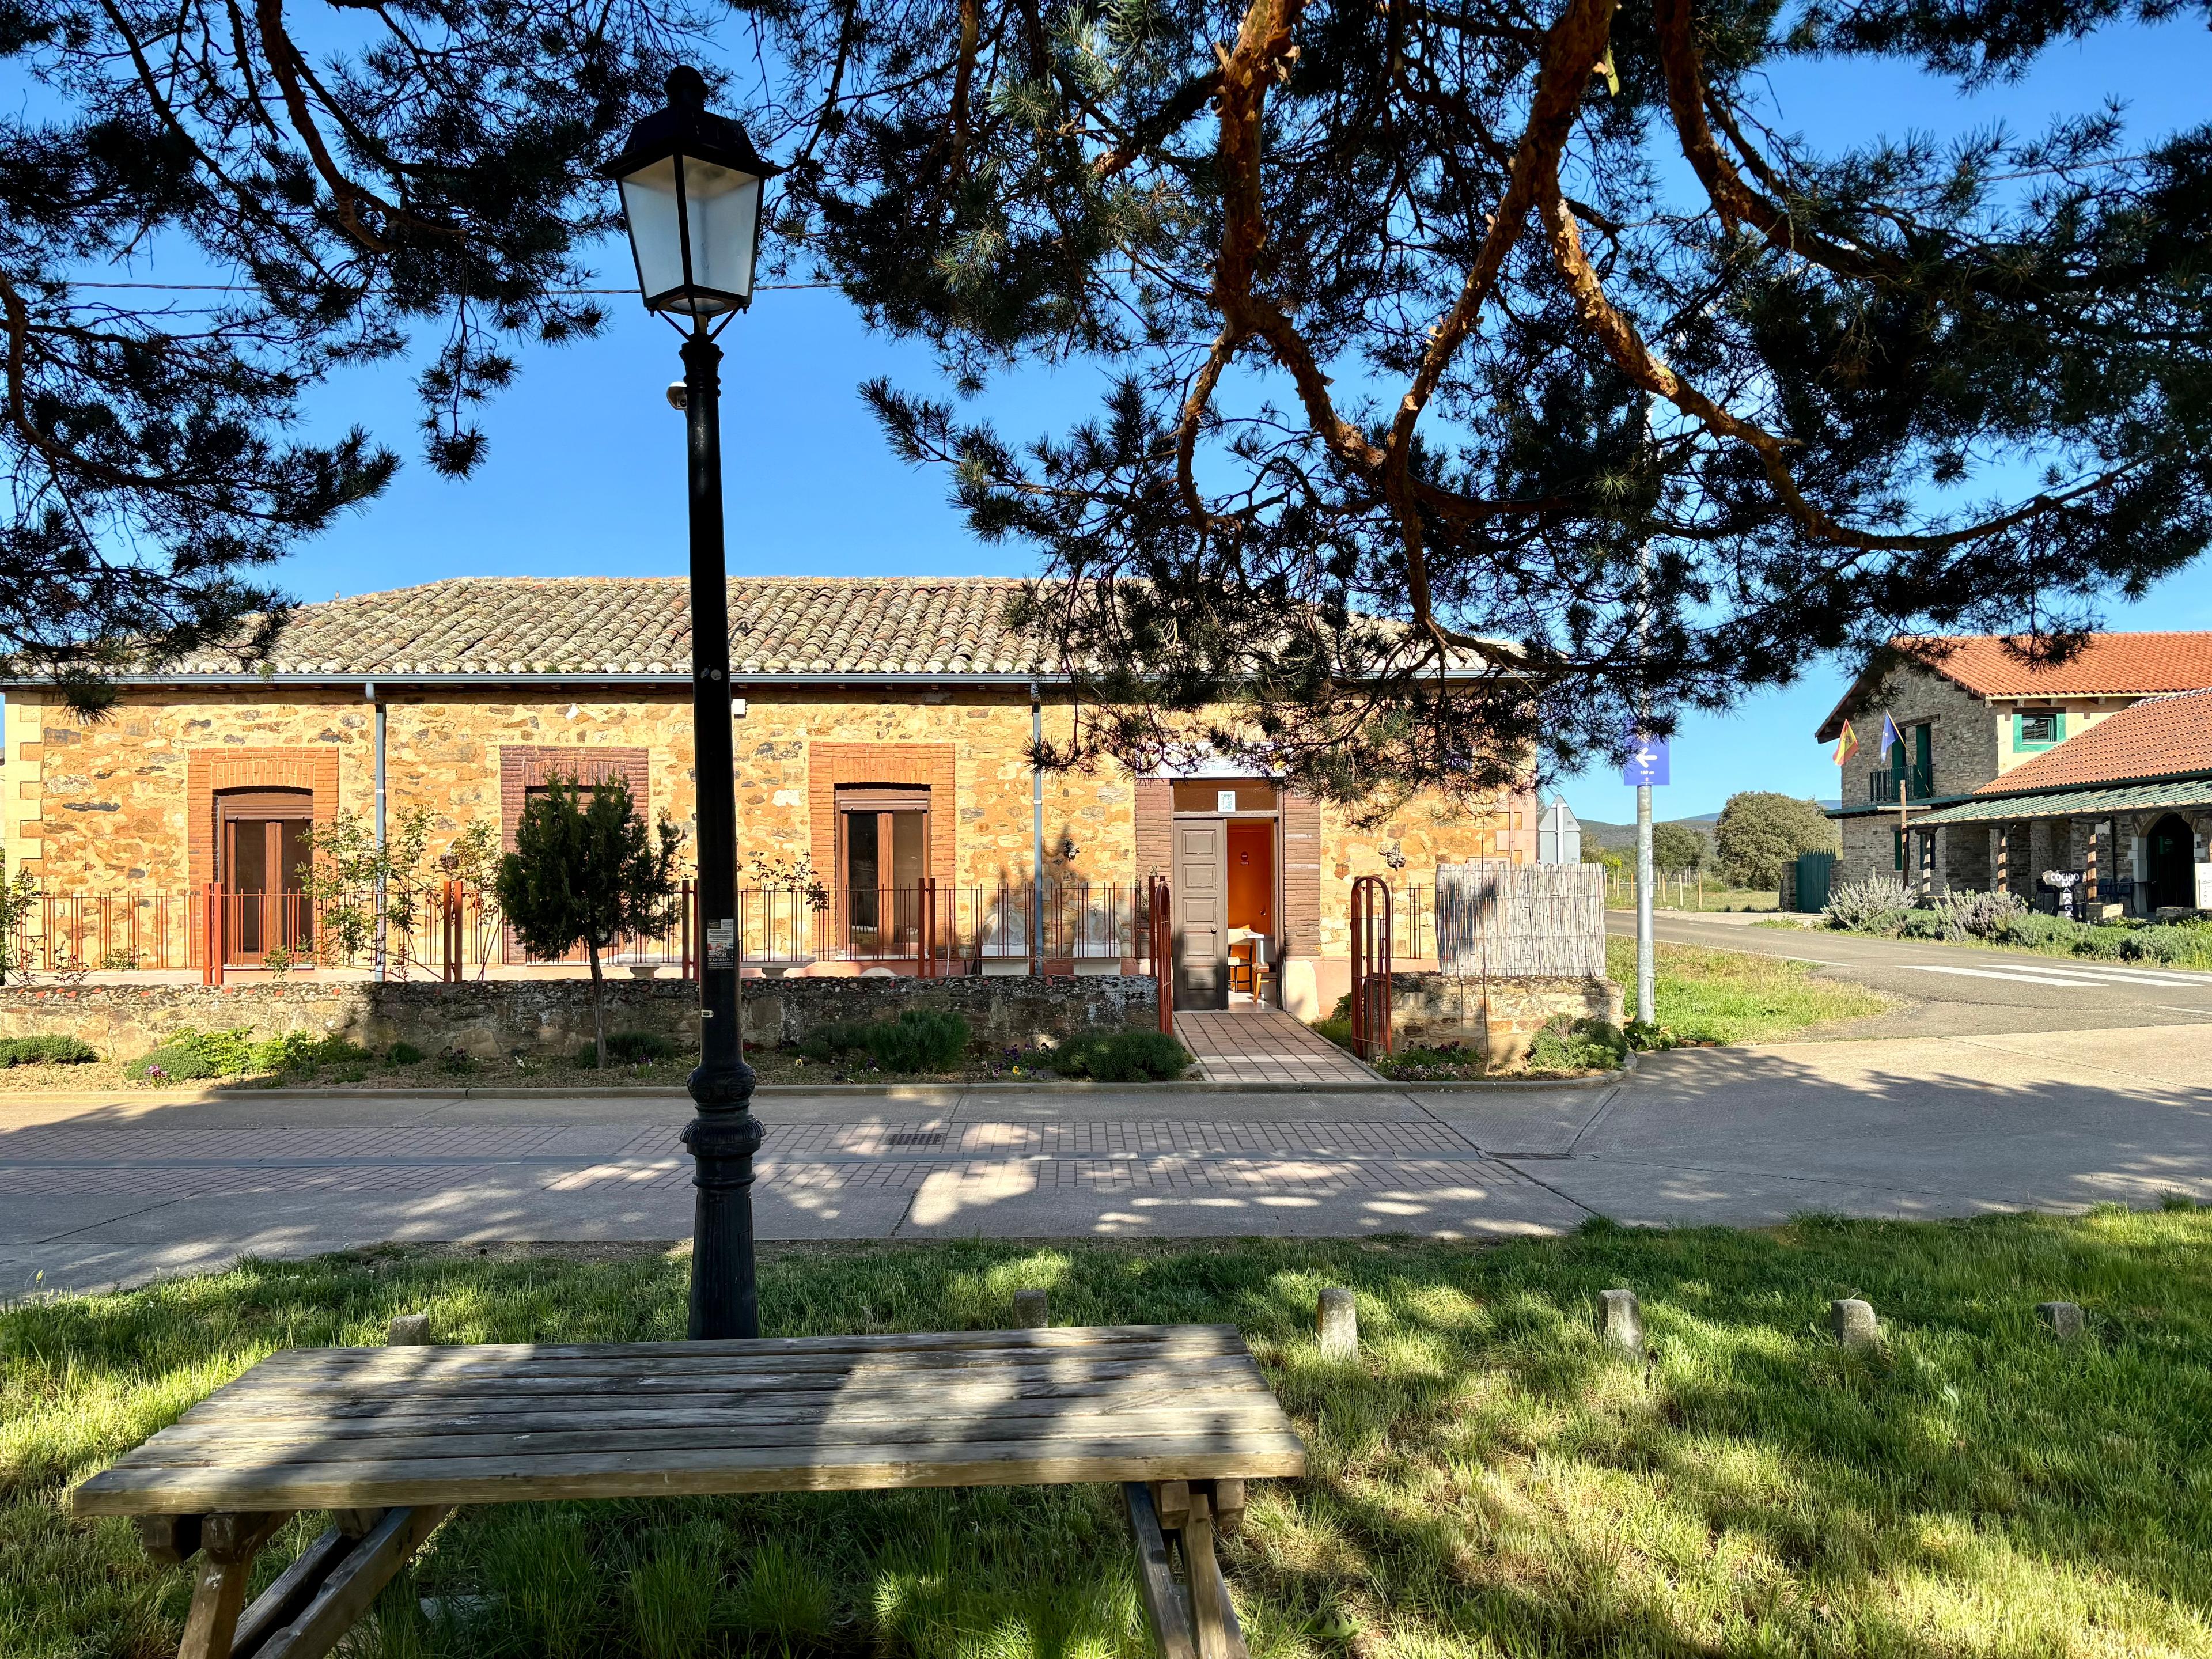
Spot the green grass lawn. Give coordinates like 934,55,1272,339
10,1216,2212,1658
1610,937,1898,1045
1604,884,1779,914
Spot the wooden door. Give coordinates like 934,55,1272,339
1175,820,1227,1009
838,801,930,955
221,816,312,963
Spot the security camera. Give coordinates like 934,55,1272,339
666,381,688,412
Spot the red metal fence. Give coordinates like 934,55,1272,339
1347,874,1393,1059
4,883,1166,983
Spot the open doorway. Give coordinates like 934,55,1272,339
1225,820,1276,1003
1168,779,1281,1009
2145,813,2196,911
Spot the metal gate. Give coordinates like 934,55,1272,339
1792,850,1835,913
1348,874,1393,1060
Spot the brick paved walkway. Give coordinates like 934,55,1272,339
0,1103,1592,1287
1173,1007,1375,1084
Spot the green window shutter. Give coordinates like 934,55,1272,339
1913,724,1933,797
1893,828,1904,870
2052,712,2066,742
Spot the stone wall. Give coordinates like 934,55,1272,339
0,974,1158,1062
1386,972,1623,1066
7,685,1131,897
7,684,1533,1007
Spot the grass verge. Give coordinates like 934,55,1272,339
1607,937,1898,1044
1604,885,1779,914
9,1216,2212,1657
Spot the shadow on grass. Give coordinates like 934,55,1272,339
5,1214,2211,1657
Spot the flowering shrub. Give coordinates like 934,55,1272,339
1823,876,1915,935
1931,888,2027,940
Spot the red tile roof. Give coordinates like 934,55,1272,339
1975,689,2212,797
1815,631,2212,738
1913,632,2212,698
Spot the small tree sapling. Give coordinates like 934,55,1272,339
495,776,684,1068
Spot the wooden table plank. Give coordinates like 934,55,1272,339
190,1353,1268,1410
102,1406,1300,1472
75,1430,1308,1515
190,1380,1283,1433
252,1325,1247,1368
152,1384,1280,1448
238,1344,1246,1387
71,1325,1306,1520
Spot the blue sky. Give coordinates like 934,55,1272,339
248,12,2212,824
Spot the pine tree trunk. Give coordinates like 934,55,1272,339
588,941,607,1069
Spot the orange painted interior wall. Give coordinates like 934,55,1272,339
1226,821,1275,933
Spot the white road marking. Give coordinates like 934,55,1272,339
2154,1005,2212,1018
1902,964,2111,988
2027,964,2212,986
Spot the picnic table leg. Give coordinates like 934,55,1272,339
177,1512,291,1659
1123,1483,1196,1659
1135,1480,1249,1659
1180,1492,1247,1659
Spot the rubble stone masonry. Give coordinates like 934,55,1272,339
3,684,1519,962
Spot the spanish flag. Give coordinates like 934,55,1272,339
1834,719,1861,766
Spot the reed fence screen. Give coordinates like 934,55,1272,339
1434,861,1607,979
3,884,1161,980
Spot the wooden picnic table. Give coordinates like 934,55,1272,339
73,1322,1304,1659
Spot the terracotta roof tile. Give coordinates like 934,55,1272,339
1815,630,2212,738
1911,632,2212,698
162,577,1041,680
1975,689,2212,796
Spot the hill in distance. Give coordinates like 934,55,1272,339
1568,804,1838,853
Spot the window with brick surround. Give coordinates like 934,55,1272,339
498,748,650,851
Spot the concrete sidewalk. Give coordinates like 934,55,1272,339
5,1021,2208,1293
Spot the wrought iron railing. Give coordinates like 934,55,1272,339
1868,763,1936,804
2,883,1164,982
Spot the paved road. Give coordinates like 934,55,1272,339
9,1012,2210,1292
1613,910,2212,1038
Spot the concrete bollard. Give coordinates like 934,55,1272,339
1597,1289,1643,1355
2036,1301,2085,1342
1829,1298,1878,1350
1013,1289,1049,1330
387,1313,431,1347
1317,1287,1357,1362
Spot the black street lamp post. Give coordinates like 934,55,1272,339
605,68,781,1339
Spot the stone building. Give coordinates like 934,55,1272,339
1,577,1535,1016
1816,634,2212,912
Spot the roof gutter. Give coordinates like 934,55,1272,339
0,666,1510,691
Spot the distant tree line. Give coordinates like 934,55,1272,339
1578,791,1838,891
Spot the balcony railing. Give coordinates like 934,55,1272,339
1867,764,1936,805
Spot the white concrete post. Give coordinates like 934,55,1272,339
1317,1287,1357,1361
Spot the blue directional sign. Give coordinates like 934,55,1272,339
1621,728,1670,787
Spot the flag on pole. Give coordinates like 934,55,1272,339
1833,719,1860,766
1878,713,1903,757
